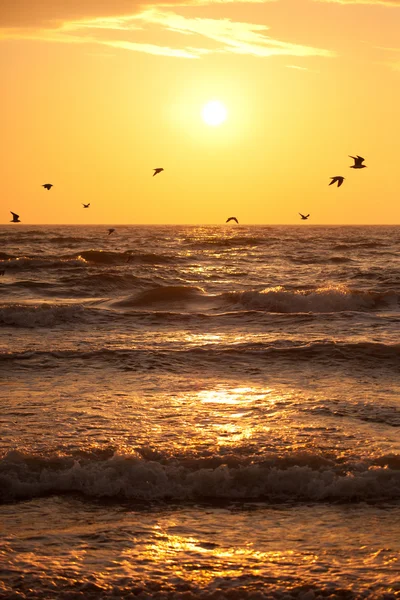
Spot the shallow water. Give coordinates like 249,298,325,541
1,225,399,598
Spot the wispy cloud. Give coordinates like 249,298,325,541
133,10,336,58
286,64,315,71
103,39,210,57
313,0,400,5
0,0,272,28
0,4,336,61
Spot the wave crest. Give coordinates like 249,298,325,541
223,286,397,313
1,450,400,504
114,285,206,307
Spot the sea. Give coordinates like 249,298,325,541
0,224,399,600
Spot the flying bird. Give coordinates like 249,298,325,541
349,155,367,169
108,228,115,235
329,176,345,188
226,217,239,224
299,213,310,220
10,211,21,223
153,168,164,176
82,203,90,208
42,183,53,190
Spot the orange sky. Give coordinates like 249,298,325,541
1,0,399,224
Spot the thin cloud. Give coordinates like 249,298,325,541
103,39,209,57
286,64,314,70
0,2,335,61
136,10,336,57
313,0,400,5
0,0,271,28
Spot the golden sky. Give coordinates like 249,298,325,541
1,0,399,224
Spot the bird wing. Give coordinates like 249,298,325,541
10,211,19,218
329,178,336,185
299,213,305,218
356,155,365,163
337,179,344,187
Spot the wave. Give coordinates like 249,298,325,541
114,285,206,307
186,235,272,249
75,250,174,265
0,252,15,260
0,303,95,327
1,449,399,504
0,251,176,270
2,341,399,370
59,272,143,293
221,286,399,313
333,241,389,250
1,256,86,270
110,285,399,314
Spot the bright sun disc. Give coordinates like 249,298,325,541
201,101,227,126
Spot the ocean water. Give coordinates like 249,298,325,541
0,224,399,600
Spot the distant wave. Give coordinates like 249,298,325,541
333,241,388,250
1,449,399,504
0,251,176,270
0,303,96,327
114,285,206,307
76,250,174,265
2,341,399,370
288,255,354,265
109,285,400,314
186,235,273,249
1,256,86,270
222,286,399,313
0,252,15,260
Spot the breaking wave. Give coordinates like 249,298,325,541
222,286,399,313
1,449,400,504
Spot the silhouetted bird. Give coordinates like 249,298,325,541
329,176,345,187
153,168,164,176
299,213,310,220
10,211,21,222
349,155,367,169
226,217,239,224
82,203,90,208
108,228,115,235
42,184,53,190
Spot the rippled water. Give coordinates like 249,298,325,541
1,225,399,599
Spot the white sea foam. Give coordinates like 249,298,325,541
223,285,398,313
1,451,399,504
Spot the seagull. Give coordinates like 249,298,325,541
329,176,345,187
42,183,53,190
10,211,21,223
349,155,367,169
226,217,239,224
299,213,310,220
108,228,115,235
82,203,90,208
153,168,164,176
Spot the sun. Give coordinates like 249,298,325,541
201,100,227,127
